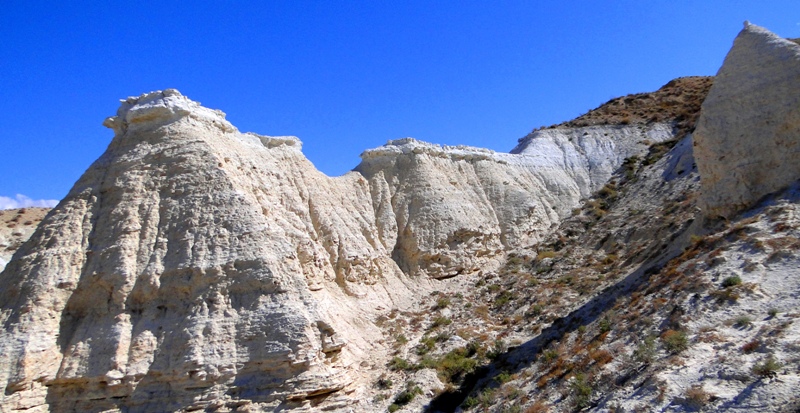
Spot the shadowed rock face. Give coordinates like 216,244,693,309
0,88,673,412
695,23,800,218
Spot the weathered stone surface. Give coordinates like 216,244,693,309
0,208,49,273
0,90,676,412
695,22,800,218
357,124,673,279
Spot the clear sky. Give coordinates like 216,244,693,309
1,1,798,206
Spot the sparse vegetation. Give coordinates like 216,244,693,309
389,356,413,371
661,330,689,354
430,316,452,329
389,381,423,411
752,357,781,378
683,384,712,409
376,376,393,389
537,250,556,261
570,373,593,409
534,76,713,137
598,317,612,334
742,340,760,354
633,336,657,364
734,315,753,328
435,296,451,310
722,275,742,287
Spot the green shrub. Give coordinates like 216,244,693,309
722,275,742,287
598,183,618,200
633,336,657,364
431,316,452,329
599,317,613,333
376,376,393,389
571,373,593,409
389,357,414,371
495,370,512,384
462,396,479,410
661,330,689,354
392,381,423,406
395,334,408,346
476,388,496,409
435,296,451,309
734,315,753,328
541,349,559,364
417,336,436,355
495,291,515,307
526,304,544,317
768,308,779,318
437,348,479,383
752,357,781,378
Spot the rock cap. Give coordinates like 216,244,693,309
102,89,235,136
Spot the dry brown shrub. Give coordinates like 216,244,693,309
524,400,551,413
590,349,614,366
684,385,712,408
765,236,800,250
742,340,760,354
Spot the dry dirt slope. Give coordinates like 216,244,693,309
419,139,800,413
372,24,800,413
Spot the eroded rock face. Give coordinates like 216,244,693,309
357,124,674,279
0,91,398,412
0,90,677,412
0,208,50,272
694,23,800,218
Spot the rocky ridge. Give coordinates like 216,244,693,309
0,22,798,413
534,76,713,140
0,86,674,411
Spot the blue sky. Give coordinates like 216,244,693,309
1,2,798,205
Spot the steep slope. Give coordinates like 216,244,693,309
535,76,713,139
0,88,676,412
424,23,800,413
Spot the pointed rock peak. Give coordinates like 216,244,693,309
102,89,235,136
737,21,800,50
694,22,800,218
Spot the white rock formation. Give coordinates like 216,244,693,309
357,124,673,279
694,23,800,218
0,90,676,412
0,208,49,273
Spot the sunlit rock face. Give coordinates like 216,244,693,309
694,23,800,218
0,89,675,412
358,124,673,279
